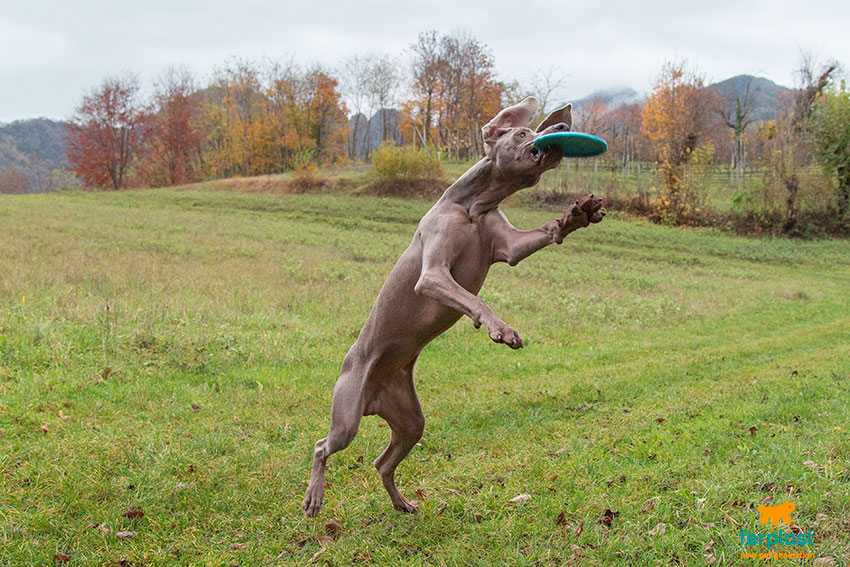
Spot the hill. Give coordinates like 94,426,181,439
0,118,69,193
570,75,790,121
709,74,790,121
0,118,68,169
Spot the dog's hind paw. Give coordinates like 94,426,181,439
303,483,325,517
392,495,419,514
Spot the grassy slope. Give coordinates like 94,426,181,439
1,188,848,566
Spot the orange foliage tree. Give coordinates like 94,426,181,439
66,75,149,190
641,61,717,222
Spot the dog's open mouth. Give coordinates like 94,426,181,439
529,146,542,161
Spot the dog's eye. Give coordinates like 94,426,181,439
517,132,526,138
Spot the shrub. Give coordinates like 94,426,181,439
370,141,443,183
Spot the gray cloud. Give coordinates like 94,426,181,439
1,0,848,122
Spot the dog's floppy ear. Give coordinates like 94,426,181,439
482,96,540,156
535,103,572,132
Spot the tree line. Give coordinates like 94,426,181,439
55,31,850,233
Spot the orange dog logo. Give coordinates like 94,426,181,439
757,501,795,525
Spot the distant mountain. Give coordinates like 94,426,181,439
0,118,68,169
709,74,790,122
568,76,790,122
569,87,642,112
0,118,69,193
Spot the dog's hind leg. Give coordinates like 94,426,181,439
303,357,370,517
372,361,424,513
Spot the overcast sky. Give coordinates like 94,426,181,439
1,0,848,123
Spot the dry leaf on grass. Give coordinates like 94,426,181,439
122,508,144,519
641,499,655,514
115,530,137,539
648,522,666,536
508,493,531,504
599,508,618,527
324,520,342,534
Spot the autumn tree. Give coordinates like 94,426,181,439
404,30,502,158
641,61,717,222
407,31,441,147
300,66,349,165
66,74,148,190
142,66,203,186
0,167,28,194
810,79,850,217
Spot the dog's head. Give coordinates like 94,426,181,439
481,96,572,183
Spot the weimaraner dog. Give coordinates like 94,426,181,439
303,96,605,516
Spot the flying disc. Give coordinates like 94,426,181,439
534,132,608,158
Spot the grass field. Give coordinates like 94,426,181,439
1,186,849,566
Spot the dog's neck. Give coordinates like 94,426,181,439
440,158,536,217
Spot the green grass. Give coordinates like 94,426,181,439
1,187,849,566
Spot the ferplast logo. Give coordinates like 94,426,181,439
738,501,816,561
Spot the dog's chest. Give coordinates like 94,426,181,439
449,222,492,294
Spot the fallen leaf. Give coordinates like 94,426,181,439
641,499,655,514
231,542,246,550
115,530,137,539
556,511,567,526
749,426,758,436
508,493,531,504
656,418,667,424
569,544,581,555
704,553,716,564
599,508,618,527
704,540,715,552
40,424,49,434
53,554,70,563
648,522,666,536
788,525,804,534
85,522,100,530
122,508,144,519
324,520,342,534
697,497,707,506
547,448,566,456
804,460,821,471
191,403,200,410
416,488,426,500
813,559,836,566
573,522,583,538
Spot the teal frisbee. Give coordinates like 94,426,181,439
533,132,608,158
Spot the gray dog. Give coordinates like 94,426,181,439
303,96,605,517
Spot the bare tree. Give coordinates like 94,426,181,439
367,55,401,144
339,54,373,159
717,76,756,185
528,66,569,117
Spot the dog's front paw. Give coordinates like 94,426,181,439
488,322,524,349
561,194,605,233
